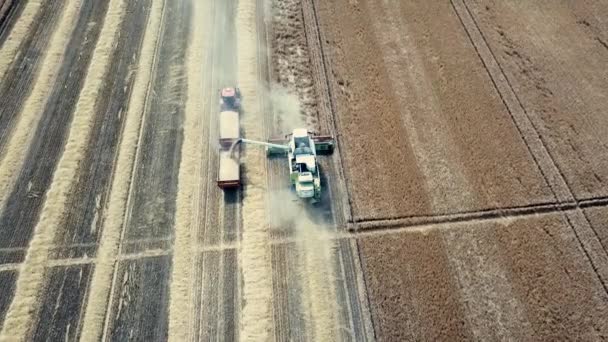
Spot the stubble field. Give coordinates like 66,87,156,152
0,0,607,341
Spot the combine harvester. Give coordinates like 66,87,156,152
215,88,335,203
237,128,334,203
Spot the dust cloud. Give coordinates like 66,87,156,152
271,190,341,341
0,1,127,340
267,84,306,131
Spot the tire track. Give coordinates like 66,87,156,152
450,0,571,204
167,0,207,338
0,0,127,340
0,0,75,213
78,0,164,340
31,265,92,341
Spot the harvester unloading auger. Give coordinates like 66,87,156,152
215,86,335,203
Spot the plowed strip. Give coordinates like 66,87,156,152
0,0,127,340
78,1,164,340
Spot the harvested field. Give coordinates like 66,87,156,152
1,0,608,340
359,214,608,341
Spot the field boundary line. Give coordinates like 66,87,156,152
450,0,608,294
354,196,608,228
78,1,165,340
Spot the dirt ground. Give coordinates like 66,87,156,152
359,214,608,341
467,0,608,201
583,207,608,256
315,0,554,221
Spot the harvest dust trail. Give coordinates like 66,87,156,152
77,1,165,340
0,1,79,210
237,0,273,339
0,1,127,340
0,0,42,81
167,0,207,339
295,218,340,341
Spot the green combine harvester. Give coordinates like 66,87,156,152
236,128,335,203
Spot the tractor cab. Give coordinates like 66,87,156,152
220,87,241,110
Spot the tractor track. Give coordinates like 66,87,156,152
451,0,608,295
190,0,241,340
354,196,608,230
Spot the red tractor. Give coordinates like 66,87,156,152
219,87,241,111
